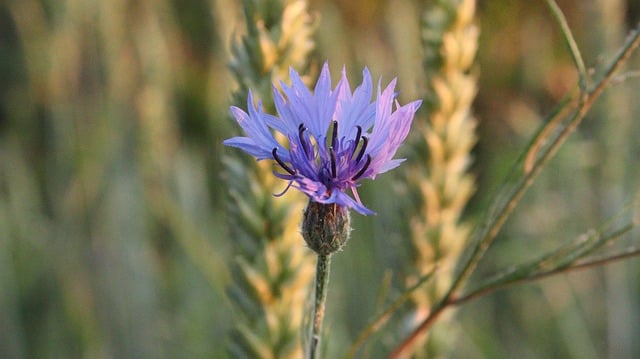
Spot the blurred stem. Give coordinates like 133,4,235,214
389,22,640,359
523,86,579,173
544,0,588,88
450,246,640,307
449,224,636,306
309,254,331,359
345,267,437,359
611,70,640,84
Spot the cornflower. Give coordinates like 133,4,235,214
224,62,421,215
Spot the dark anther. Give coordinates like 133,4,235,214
298,124,312,158
355,136,368,163
352,154,371,180
354,125,362,148
330,147,337,178
272,148,295,175
331,120,338,149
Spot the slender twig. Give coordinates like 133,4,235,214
449,245,640,307
389,23,640,359
450,224,636,306
309,254,331,359
611,70,640,86
387,293,449,358
545,0,588,89
523,87,579,173
571,247,640,270
344,267,437,359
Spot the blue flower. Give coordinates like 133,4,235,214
224,63,421,215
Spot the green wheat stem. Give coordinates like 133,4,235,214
309,253,332,359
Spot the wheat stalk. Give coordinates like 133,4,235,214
225,1,316,357
405,0,478,356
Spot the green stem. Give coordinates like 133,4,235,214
545,0,588,88
309,253,332,359
345,267,437,359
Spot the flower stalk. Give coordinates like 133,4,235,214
308,253,331,359
302,201,349,358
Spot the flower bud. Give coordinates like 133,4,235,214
302,201,351,255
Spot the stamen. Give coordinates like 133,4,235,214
272,148,295,175
352,154,371,180
353,125,362,149
273,180,294,197
355,136,368,163
298,124,312,159
331,120,338,149
330,147,337,178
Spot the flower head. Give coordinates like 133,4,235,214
224,63,421,215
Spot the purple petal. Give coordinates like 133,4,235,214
367,78,399,155
336,67,375,139
223,62,421,216
367,99,421,175
228,92,281,151
223,137,274,160
334,190,375,215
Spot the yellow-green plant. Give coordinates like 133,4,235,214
405,0,478,355
225,0,316,357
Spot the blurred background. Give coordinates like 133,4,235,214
1,0,639,357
